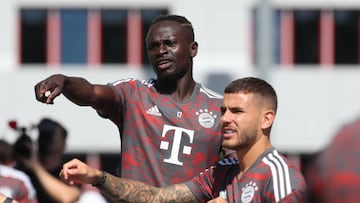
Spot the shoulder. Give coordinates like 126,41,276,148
198,84,223,99
109,78,156,94
260,149,306,193
110,78,155,87
261,149,302,178
261,149,290,167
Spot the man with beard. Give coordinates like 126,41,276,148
34,15,233,187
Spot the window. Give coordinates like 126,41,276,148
255,8,360,66
20,9,47,64
101,9,127,64
61,9,88,64
334,10,358,64
294,10,320,64
19,7,169,66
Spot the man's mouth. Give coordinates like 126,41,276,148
223,128,235,139
157,59,172,69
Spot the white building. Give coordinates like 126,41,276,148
1,0,360,160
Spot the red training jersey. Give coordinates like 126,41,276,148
108,78,224,186
185,147,307,203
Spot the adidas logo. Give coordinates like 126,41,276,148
146,105,162,116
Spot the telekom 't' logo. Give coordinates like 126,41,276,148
160,124,194,166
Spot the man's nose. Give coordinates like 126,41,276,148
159,44,168,54
220,111,231,124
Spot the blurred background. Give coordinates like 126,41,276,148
1,0,360,173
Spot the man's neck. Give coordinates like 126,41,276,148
156,78,196,102
236,137,272,175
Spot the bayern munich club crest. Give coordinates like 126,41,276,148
195,109,216,128
241,181,258,203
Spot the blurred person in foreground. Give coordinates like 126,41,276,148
14,118,80,203
59,77,307,203
34,14,234,187
0,193,18,203
305,116,360,203
0,139,37,203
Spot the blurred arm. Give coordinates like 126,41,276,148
17,145,80,203
31,162,81,203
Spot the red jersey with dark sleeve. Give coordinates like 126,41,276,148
108,78,223,187
0,165,37,203
185,147,307,203
305,116,360,203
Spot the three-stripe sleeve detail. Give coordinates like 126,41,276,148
262,150,292,202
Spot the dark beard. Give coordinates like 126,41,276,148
155,77,177,94
155,68,186,94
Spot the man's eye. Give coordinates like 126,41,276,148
233,109,243,114
165,40,175,46
149,44,159,50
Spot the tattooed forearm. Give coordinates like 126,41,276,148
98,174,155,202
98,173,199,203
158,184,199,203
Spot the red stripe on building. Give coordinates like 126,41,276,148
280,10,294,67
87,10,101,66
126,10,142,67
46,10,61,66
358,16,360,65
18,14,22,65
319,10,334,67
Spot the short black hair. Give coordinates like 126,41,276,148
151,14,195,41
37,118,67,154
152,14,192,25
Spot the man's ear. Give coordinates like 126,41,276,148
190,41,198,57
262,110,275,130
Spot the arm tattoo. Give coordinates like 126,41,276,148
98,173,199,203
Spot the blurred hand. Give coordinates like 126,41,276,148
60,158,101,186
